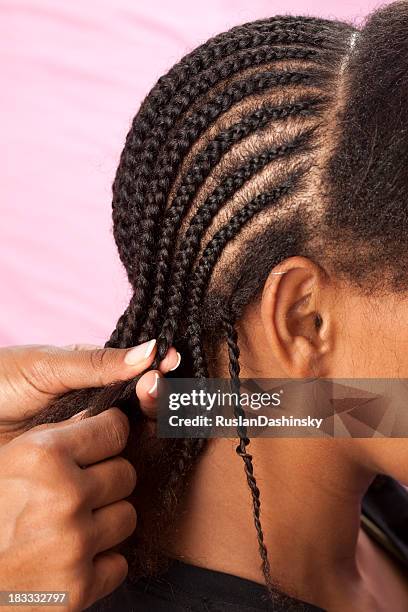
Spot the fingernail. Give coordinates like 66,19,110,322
124,340,156,365
169,352,181,371
148,373,159,398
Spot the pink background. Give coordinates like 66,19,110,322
1,0,389,346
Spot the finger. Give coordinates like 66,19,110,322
137,349,180,418
158,348,181,373
89,551,128,607
46,340,158,391
9,408,91,446
84,456,137,509
62,343,102,351
92,500,137,554
55,407,130,466
3,341,157,400
136,371,161,419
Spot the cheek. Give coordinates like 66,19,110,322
332,318,408,377
329,292,408,377
360,302,408,376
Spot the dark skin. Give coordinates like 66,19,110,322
167,257,408,612
0,342,177,612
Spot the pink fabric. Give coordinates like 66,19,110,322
0,0,389,345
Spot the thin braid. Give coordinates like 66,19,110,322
123,71,322,342
223,311,272,589
189,320,209,379
114,19,341,179
105,307,132,348
105,296,138,348
156,133,314,359
140,99,324,341
128,19,345,130
112,19,350,277
112,29,326,268
184,177,302,377
146,19,345,108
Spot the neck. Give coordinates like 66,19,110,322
167,436,375,609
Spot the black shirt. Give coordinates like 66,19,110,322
88,475,408,612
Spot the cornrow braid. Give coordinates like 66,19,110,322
112,20,343,281
119,18,346,146
112,17,348,261
140,100,324,342
112,108,322,351
186,175,304,381
113,19,342,198
156,135,313,361
120,70,323,344
111,21,340,313
146,18,347,109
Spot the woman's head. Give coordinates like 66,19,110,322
109,2,408,373
36,0,408,587
108,16,349,361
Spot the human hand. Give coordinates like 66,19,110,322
0,341,179,440
0,406,137,611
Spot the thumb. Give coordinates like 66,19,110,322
1,340,157,400
43,340,158,392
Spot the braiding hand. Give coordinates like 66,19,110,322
0,341,179,441
0,341,178,611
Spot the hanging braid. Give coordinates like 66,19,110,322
223,310,272,588
30,4,408,590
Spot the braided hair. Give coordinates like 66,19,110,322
32,1,408,590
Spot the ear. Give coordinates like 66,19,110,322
260,256,331,377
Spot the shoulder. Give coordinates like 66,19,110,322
86,561,325,612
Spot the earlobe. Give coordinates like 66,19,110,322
260,257,330,377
